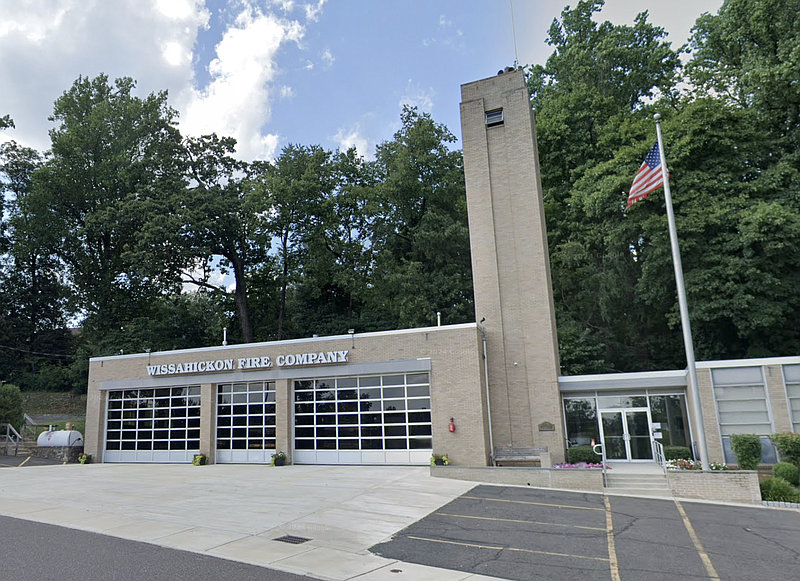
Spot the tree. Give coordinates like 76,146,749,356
165,134,267,343
33,75,184,346
369,106,473,329
0,383,24,430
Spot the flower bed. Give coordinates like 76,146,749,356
666,458,728,471
552,462,607,469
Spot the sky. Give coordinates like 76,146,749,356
0,0,725,163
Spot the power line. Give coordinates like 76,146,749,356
0,343,82,359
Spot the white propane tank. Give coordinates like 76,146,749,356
37,430,84,447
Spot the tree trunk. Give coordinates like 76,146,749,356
230,254,253,343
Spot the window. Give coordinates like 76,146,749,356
216,381,276,452
784,365,800,432
106,387,201,452
485,108,503,127
712,368,771,435
294,373,432,452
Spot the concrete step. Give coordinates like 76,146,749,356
605,487,673,498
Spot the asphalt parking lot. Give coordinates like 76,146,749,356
371,485,800,581
0,454,62,468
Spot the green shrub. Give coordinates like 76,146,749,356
730,434,761,470
664,446,693,461
770,433,800,467
760,477,800,503
0,383,24,430
567,445,598,463
773,462,800,486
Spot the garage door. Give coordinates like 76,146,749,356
293,373,433,464
216,381,276,463
104,387,201,463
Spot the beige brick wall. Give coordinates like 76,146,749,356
85,325,490,466
694,368,725,464
765,365,793,433
461,70,564,462
667,470,761,504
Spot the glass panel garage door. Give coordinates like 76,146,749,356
293,373,433,464
105,387,201,463
216,381,276,463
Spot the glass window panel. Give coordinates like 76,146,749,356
247,382,262,391
187,418,200,428
122,420,136,429
295,415,314,426
248,404,264,415
383,400,405,411
360,401,377,412
316,402,336,413
295,427,314,438
154,430,169,440
265,391,276,403
218,385,232,394
410,437,433,449
361,439,383,449
107,431,121,440
406,373,429,385
108,391,123,400
187,386,201,396
232,427,246,438
785,384,800,398
408,411,431,423
295,391,314,402
264,429,275,439
718,399,768,413
295,403,314,414
337,377,357,388
108,410,122,419
248,428,263,438
338,389,357,400
719,410,770,424
232,383,247,393
361,426,382,437
232,440,246,449
187,407,200,417
249,392,264,403
359,376,381,387
217,394,231,405
407,399,430,410
121,441,136,450
232,393,247,404
317,439,336,450
317,414,336,425
597,395,646,409
407,386,430,397
383,387,405,399
714,385,766,400
361,413,381,424
712,367,763,385
295,440,314,449
720,423,772,436
316,390,335,401
409,425,432,436
153,440,168,450
217,416,231,427
382,375,404,386
385,425,406,436
339,439,359,450
338,414,358,424
232,405,247,416
385,439,407,449
108,400,122,410
316,379,336,390
187,429,200,439
171,418,186,428
295,380,313,390
217,428,231,438
359,389,379,400
216,439,230,450
385,412,406,424
338,402,358,413
170,429,186,439
317,427,336,438
106,441,121,450
107,420,121,430
338,427,359,437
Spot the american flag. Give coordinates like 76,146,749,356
627,143,665,208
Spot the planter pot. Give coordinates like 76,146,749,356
273,457,286,466
434,458,445,466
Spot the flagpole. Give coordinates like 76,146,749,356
654,113,710,471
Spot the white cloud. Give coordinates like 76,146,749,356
333,125,373,160
438,14,451,28
304,0,327,22
399,81,435,113
178,5,304,161
280,85,294,99
321,48,335,68
0,0,209,152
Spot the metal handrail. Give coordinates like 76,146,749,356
592,441,608,485
652,439,667,473
1,423,22,456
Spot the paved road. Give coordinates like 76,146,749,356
371,485,800,581
0,454,63,468
0,515,317,581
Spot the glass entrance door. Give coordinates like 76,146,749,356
599,409,653,461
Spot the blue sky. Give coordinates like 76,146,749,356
1,0,723,162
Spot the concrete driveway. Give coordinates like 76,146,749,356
0,463,500,581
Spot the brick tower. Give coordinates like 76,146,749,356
460,69,565,462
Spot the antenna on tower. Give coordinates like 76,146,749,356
510,0,519,68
